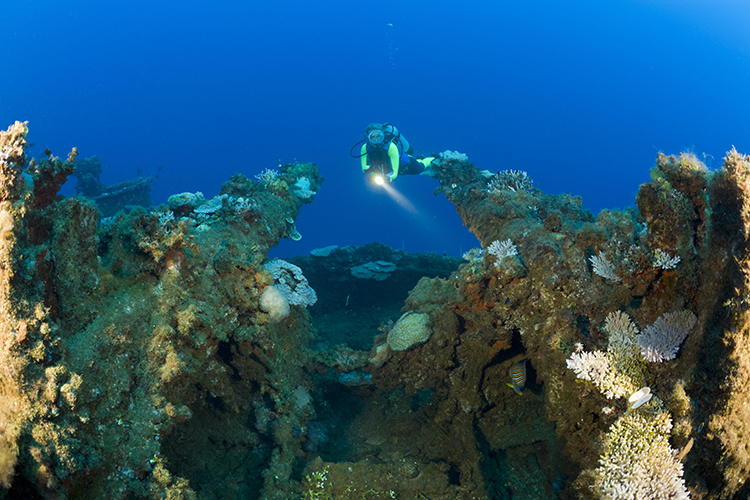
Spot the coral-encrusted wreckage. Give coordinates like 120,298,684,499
1,121,750,499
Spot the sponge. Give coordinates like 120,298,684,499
259,286,290,323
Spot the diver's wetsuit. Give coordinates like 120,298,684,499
360,125,424,180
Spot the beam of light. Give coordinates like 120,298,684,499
377,178,417,214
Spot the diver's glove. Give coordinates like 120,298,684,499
387,172,397,182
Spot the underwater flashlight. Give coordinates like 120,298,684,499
367,172,386,186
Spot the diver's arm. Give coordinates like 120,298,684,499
361,144,369,172
388,143,399,180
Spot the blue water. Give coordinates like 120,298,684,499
2,1,748,257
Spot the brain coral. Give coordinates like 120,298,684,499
387,312,432,351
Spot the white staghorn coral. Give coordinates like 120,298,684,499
566,349,609,382
601,311,645,398
486,239,518,265
653,248,681,270
462,247,483,262
594,412,690,500
590,251,622,282
566,348,637,400
637,310,697,362
254,168,281,184
566,311,645,399
605,310,640,353
486,170,533,193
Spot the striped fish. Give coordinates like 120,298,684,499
507,359,527,395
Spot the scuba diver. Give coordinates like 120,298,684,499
350,123,435,183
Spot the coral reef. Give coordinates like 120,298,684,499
3,120,750,500
0,123,325,499
421,149,750,498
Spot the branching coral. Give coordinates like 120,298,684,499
590,251,622,282
566,311,645,399
485,239,518,264
486,169,533,193
567,310,692,497
637,311,697,363
594,412,690,500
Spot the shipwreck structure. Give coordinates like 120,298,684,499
0,121,749,499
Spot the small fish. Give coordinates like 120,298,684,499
345,294,350,307
507,359,527,395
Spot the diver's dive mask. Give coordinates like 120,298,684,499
367,129,385,147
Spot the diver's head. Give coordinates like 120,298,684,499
365,123,386,147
